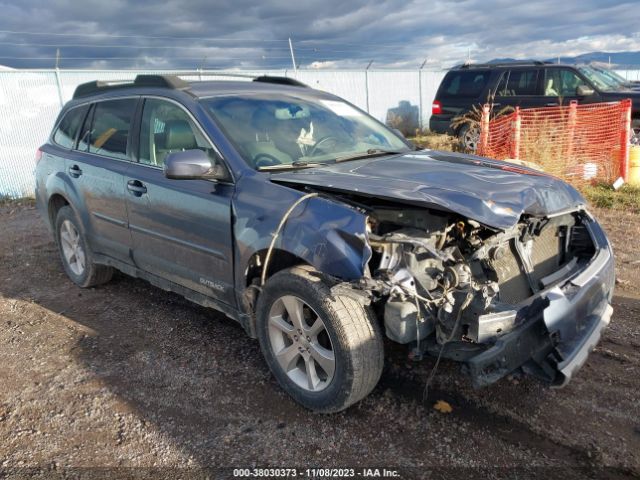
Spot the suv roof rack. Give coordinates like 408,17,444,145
73,74,190,99
253,76,308,87
458,60,552,69
72,74,309,99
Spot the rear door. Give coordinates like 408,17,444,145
65,97,137,264
493,68,547,110
124,97,236,306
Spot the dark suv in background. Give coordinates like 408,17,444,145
430,61,640,150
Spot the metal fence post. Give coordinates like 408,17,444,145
418,60,427,131
418,69,423,131
54,68,64,107
365,61,373,113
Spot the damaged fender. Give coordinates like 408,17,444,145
232,173,370,317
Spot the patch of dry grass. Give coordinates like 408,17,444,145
411,130,459,152
582,183,640,214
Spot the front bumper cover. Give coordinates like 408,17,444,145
465,217,615,388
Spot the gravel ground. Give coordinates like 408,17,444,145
0,203,638,479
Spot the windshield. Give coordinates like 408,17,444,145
202,94,411,170
592,67,630,86
577,66,622,92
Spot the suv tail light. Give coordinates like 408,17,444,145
35,148,43,164
432,100,442,115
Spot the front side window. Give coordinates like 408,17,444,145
80,99,136,160
203,94,410,170
544,69,589,97
139,98,216,167
52,106,87,148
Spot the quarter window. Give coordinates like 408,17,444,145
139,98,216,167
52,106,87,148
80,99,136,160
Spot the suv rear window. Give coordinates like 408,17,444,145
81,99,136,160
440,70,491,98
52,106,87,148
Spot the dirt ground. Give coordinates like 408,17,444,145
0,202,639,479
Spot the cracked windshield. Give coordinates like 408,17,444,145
203,94,410,170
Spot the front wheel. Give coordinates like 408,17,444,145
256,266,384,413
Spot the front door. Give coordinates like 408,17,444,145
124,98,236,306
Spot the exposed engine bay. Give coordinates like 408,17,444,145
365,204,595,343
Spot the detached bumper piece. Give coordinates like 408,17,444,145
465,223,615,388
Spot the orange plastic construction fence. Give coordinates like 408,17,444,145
477,99,632,187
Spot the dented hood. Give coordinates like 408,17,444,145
270,150,585,230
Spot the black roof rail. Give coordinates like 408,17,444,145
253,75,309,88
72,73,309,100
459,60,552,69
72,74,190,99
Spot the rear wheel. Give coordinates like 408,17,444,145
458,124,480,152
55,206,114,288
256,266,384,413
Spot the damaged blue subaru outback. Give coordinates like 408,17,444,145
36,75,615,412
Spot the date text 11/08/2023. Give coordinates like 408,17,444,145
232,468,401,477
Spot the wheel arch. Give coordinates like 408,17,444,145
47,192,71,229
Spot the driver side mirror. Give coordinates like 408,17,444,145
164,149,228,181
577,85,595,97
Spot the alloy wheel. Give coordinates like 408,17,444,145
267,295,335,392
60,220,86,276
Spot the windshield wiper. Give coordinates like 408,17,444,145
257,160,326,171
334,148,406,163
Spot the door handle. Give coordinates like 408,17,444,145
127,179,147,196
68,165,83,178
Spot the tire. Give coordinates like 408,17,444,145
458,124,480,152
256,266,384,413
54,205,114,288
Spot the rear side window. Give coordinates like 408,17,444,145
52,106,87,148
496,69,540,96
81,99,137,160
440,71,491,98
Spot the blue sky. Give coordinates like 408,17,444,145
0,0,639,69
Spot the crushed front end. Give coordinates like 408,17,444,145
358,203,614,388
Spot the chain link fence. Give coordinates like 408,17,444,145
1,68,638,199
